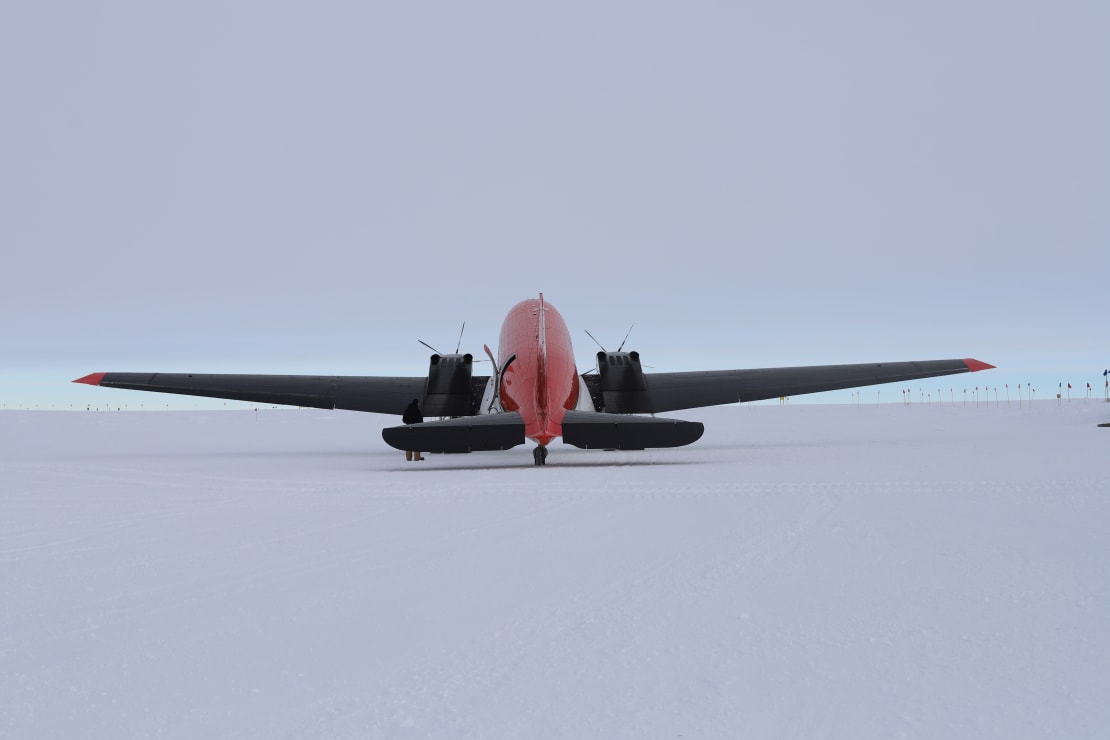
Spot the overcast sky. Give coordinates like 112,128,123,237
3,1,1107,408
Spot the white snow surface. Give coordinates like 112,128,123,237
2,401,1108,739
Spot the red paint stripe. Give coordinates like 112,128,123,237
72,372,107,385
962,359,995,372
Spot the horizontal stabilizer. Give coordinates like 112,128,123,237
382,413,526,453
560,410,704,450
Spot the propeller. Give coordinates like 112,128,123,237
585,324,635,353
617,324,635,352
418,322,488,360
582,325,653,372
483,344,516,412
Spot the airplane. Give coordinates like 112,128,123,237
74,294,994,465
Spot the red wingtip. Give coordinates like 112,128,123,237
73,372,107,386
963,359,995,372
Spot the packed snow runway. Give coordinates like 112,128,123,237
2,401,1108,738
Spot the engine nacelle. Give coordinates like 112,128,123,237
595,351,653,413
423,353,475,417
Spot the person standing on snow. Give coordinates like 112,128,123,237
402,398,424,461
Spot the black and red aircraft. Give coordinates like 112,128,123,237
75,295,994,465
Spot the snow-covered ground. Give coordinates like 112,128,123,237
2,400,1108,739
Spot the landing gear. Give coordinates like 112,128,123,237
532,445,549,466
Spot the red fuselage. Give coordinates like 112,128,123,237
497,296,581,446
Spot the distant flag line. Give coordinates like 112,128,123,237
897,371,1109,406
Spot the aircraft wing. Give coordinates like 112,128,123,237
73,372,445,414
644,358,993,412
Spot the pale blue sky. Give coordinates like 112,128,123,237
2,1,1107,409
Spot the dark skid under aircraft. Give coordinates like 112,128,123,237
75,295,994,465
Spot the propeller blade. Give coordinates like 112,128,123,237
616,324,635,352
455,321,466,354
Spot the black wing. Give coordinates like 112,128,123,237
643,359,993,412
73,372,481,415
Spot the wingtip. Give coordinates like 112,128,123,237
963,359,995,372
73,372,107,386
